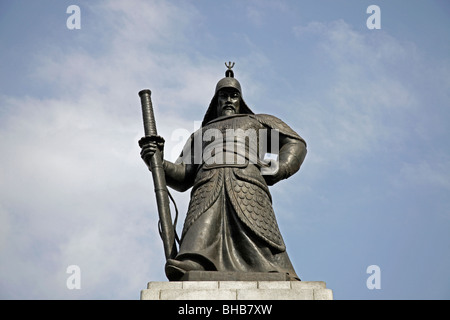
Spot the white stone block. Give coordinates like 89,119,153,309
219,281,258,289
182,281,219,290
258,281,291,289
147,281,182,290
237,288,314,300
160,289,237,300
313,288,333,300
290,281,326,290
140,289,160,300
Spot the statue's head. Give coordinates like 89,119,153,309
202,62,254,126
217,87,241,117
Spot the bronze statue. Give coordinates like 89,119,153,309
139,63,307,281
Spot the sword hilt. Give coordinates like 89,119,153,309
139,89,158,137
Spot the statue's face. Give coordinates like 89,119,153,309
217,88,241,117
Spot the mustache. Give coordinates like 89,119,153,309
222,103,236,110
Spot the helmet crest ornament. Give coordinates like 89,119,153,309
225,61,235,78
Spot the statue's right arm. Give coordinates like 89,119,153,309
139,135,197,192
161,131,199,192
162,160,196,192
140,130,198,192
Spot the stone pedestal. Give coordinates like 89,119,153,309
140,273,333,300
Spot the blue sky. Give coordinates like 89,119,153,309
1,0,449,299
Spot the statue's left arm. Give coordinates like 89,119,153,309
265,133,307,186
255,114,307,186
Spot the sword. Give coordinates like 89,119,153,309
138,89,177,260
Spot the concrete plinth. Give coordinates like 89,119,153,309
140,279,333,300
180,271,291,281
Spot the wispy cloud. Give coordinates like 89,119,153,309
0,0,208,299
292,20,422,171
245,0,289,26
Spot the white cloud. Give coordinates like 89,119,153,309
289,18,450,229
292,20,420,172
0,92,165,298
245,0,289,26
0,0,209,299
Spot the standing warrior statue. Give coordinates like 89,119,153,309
139,63,307,281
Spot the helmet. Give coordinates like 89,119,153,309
202,62,254,126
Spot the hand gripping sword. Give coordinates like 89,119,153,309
138,89,177,260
